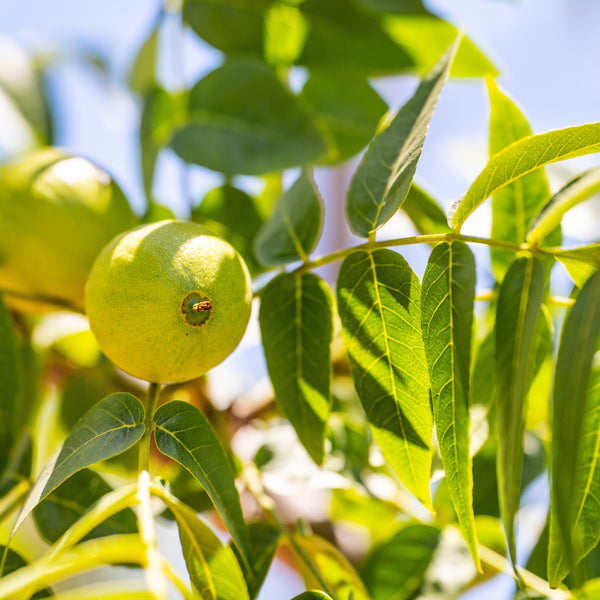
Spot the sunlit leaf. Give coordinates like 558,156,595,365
384,15,498,77
290,592,333,600
346,37,458,237
487,78,555,280
0,294,19,474
360,523,441,600
293,533,369,600
170,58,327,175
32,469,137,544
264,2,308,67
229,521,281,600
299,72,388,164
421,241,478,565
401,183,451,236
528,166,600,245
192,185,264,276
337,248,433,505
495,256,545,563
160,489,249,600
12,393,145,535
154,400,250,564
549,271,600,586
259,272,332,464
556,243,600,287
450,122,600,230
254,170,323,266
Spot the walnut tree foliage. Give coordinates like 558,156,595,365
2,1,600,599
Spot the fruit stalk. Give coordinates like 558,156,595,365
138,382,161,472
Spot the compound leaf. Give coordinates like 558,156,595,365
337,248,433,505
154,400,250,565
259,272,332,464
495,257,545,563
451,122,600,230
421,241,478,565
346,37,458,237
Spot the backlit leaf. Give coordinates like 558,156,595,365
346,37,458,237
556,243,600,287
528,166,600,245
337,248,433,505
128,24,160,95
451,122,600,230
291,593,332,600
360,524,441,600
495,257,545,563
254,170,323,266
401,184,451,236
299,71,388,164
384,15,497,77
259,272,332,464
170,58,327,175
229,521,281,600
487,79,555,280
421,241,478,565
154,400,250,565
549,272,600,586
12,393,145,535
0,546,52,599
160,489,249,600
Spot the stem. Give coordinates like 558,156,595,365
478,545,571,600
137,470,169,600
162,556,195,600
139,382,161,473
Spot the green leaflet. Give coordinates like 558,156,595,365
337,248,433,505
401,183,451,236
32,469,137,544
549,366,600,585
421,242,478,566
192,185,264,277
259,272,332,464
487,79,555,280
450,121,600,230
555,243,600,287
549,272,600,586
360,524,441,600
299,71,388,164
346,37,458,238
229,521,281,600
160,489,250,600
153,400,250,566
528,166,600,245
128,22,160,95
254,170,324,266
495,257,545,564
384,15,498,77
293,533,369,600
0,294,19,475
11,393,145,536
170,58,327,175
